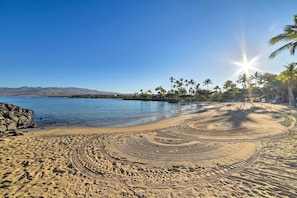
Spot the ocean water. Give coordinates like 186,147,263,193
0,97,197,129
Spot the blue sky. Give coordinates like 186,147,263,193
0,0,296,93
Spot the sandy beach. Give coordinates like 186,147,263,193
1,102,297,197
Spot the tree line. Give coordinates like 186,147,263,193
130,14,297,105
129,71,288,103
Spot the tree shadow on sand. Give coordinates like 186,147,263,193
218,102,285,130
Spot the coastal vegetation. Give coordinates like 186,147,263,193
270,14,297,106
126,72,283,103
128,14,297,105
269,15,297,59
127,63,297,104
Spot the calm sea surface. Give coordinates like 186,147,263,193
0,97,197,129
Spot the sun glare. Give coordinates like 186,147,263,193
231,52,260,77
229,29,262,78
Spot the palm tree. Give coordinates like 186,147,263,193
169,77,175,90
276,62,297,106
175,78,185,95
214,85,221,93
262,72,282,101
214,85,221,95
184,79,189,94
250,72,264,97
187,79,196,95
155,86,167,100
210,85,221,101
251,72,261,87
237,73,248,88
203,78,213,91
237,73,250,101
195,83,200,95
223,80,233,92
155,86,166,94
270,15,297,58
188,79,195,86
230,83,240,100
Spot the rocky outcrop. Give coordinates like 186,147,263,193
0,103,35,134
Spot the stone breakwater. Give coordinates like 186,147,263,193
0,103,34,134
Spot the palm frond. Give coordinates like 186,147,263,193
290,42,297,55
270,15,297,58
284,25,297,33
270,34,291,44
269,42,294,58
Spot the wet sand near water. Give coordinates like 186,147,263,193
1,102,297,197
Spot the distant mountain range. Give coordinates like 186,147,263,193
0,87,117,97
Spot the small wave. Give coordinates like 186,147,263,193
1,97,203,129
118,112,178,127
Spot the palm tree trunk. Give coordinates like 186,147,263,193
281,89,285,103
288,82,295,106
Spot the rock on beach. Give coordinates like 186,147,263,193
0,103,35,134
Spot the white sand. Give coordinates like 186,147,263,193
1,102,297,197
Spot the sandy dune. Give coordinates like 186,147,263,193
1,102,297,197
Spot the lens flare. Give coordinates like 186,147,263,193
231,52,260,77
230,47,261,101
227,30,263,101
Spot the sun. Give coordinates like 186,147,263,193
231,52,260,76
229,30,262,77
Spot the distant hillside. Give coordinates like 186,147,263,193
0,87,117,97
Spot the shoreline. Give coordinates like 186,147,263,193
26,101,290,137
1,102,297,197
0,96,201,131
23,101,209,136
24,105,200,136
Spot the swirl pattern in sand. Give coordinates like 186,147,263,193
70,103,292,188
1,103,297,197
70,132,260,186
